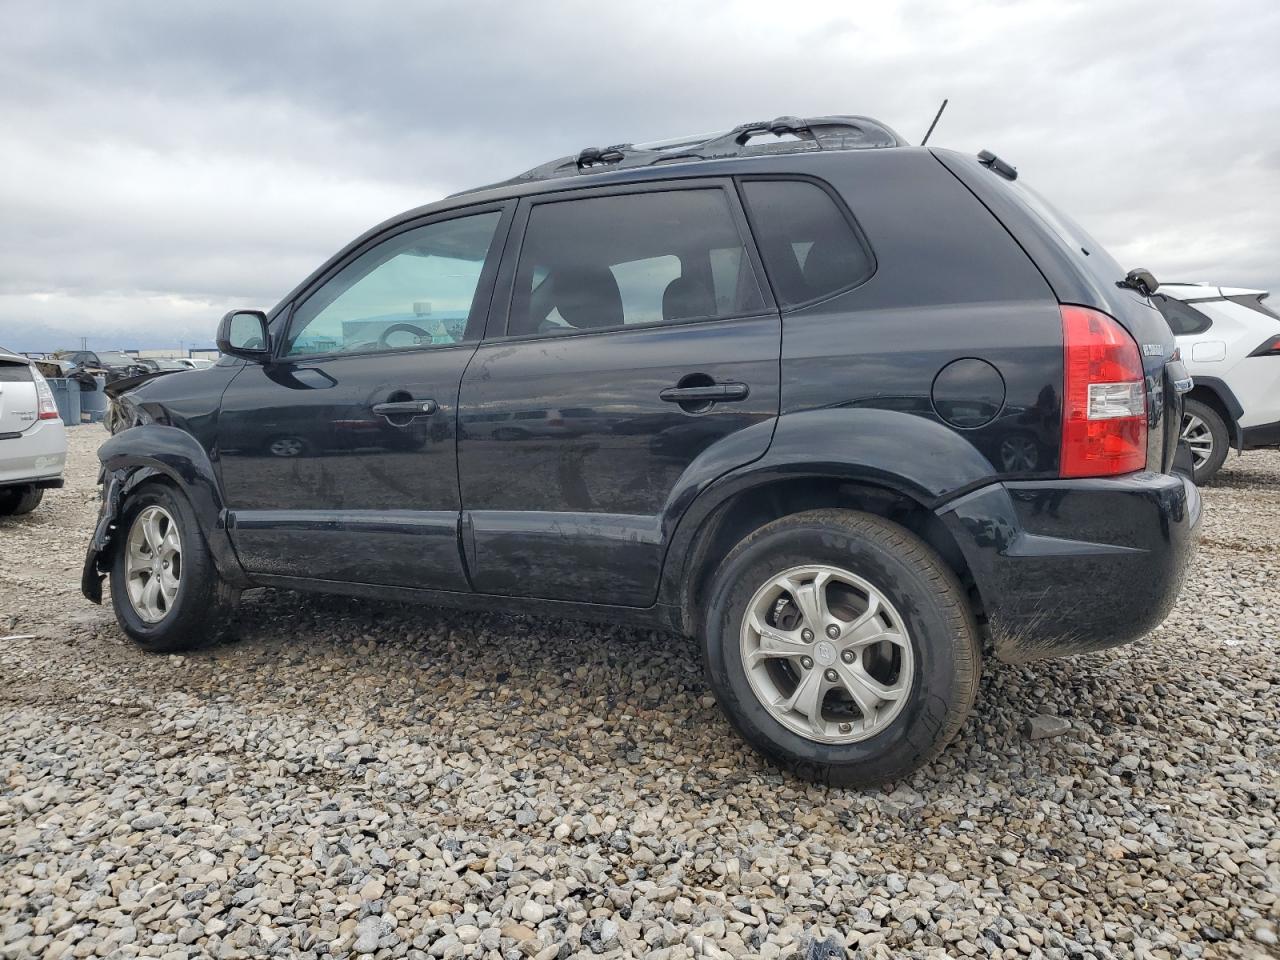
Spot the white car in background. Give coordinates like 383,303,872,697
0,348,67,515
1151,283,1280,484
174,357,215,370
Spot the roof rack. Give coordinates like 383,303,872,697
455,115,905,196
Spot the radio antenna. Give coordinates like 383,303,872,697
920,98,948,146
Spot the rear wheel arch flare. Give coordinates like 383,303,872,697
675,475,982,636
1185,383,1237,433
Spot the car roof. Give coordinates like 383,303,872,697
0,348,30,365
453,114,906,198
264,124,922,323
1158,282,1269,301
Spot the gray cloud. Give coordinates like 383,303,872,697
1,0,1277,349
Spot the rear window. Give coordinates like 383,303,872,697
996,176,1132,293
0,362,33,382
1151,295,1213,335
739,179,873,307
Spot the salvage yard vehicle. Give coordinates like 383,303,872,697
60,349,150,382
0,348,66,515
83,115,1199,785
1151,282,1280,484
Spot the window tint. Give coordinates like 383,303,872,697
1226,293,1280,321
0,362,33,382
1152,295,1213,336
740,180,873,306
508,189,763,337
285,212,501,357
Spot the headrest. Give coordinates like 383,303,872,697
554,265,624,329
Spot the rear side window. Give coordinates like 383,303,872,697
508,189,764,337
0,362,33,382
740,179,873,307
1152,295,1213,335
1226,293,1280,321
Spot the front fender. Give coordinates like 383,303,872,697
81,425,247,603
656,407,998,609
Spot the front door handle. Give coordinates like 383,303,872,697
372,399,437,421
659,382,750,404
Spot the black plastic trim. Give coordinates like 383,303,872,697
1242,419,1280,449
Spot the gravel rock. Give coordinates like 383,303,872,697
1,429,1277,959
1024,713,1072,739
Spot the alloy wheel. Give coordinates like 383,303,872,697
739,564,914,744
125,505,182,623
1180,413,1214,469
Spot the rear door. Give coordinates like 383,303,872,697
0,358,38,436
457,180,781,606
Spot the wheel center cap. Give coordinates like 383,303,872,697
814,641,837,666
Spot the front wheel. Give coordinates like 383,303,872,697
109,482,239,652
702,509,980,787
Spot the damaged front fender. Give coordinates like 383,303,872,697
81,467,129,603
80,424,249,603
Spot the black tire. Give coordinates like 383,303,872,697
109,482,239,652
1181,399,1229,486
0,486,44,516
702,509,981,787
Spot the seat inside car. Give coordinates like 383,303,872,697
549,265,623,330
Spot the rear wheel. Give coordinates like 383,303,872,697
0,486,44,516
109,483,239,651
1181,398,1228,485
702,509,980,787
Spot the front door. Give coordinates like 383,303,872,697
218,206,509,590
457,182,781,606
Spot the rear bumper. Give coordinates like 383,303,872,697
938,471,1200,664
0,419,67,487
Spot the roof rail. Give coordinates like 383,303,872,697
453,115,906,197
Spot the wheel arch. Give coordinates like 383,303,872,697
659,408,1000,634
662,470,985,638
83,425,247,603
1185,377,1243,449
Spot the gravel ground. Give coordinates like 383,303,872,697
1,427,1277,960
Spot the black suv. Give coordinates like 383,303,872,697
83,116,1199,785
62,349,150,382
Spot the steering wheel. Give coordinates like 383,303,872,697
378,322,433,349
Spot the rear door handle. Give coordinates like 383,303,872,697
659,382,750,403
372,399,437,420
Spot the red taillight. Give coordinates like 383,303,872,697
33,370,60,421
1060,305,1147,478
1248,335,1280,358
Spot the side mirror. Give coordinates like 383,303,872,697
217,310,271,361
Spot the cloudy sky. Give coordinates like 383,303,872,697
1,0,1277,350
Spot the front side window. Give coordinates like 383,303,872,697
508,189,764,337
740,179,874,307
285,211,501,357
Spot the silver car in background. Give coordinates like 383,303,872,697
0,348,67,515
